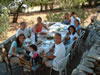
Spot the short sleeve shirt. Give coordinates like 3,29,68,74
16,28,30,38
53,42,65,70
70,16,80,25
9,41,24,54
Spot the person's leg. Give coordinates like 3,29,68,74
51,69,59,75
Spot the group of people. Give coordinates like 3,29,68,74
8,12,81,73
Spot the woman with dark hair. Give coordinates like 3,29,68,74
74,19,81,36
9,34,25,56
62,13,71,25
64,26,79,45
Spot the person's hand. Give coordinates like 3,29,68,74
66,32,70,35
74,37,77,40
40,51,45,57
49,48,53,52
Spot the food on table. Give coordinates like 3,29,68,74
36,41,42,45
47,36,54,40
40,32,47,35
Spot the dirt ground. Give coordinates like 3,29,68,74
0,7,100,43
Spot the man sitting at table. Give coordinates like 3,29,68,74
41,33,65,69
16,22,31,38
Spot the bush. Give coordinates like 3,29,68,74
0,8,8,38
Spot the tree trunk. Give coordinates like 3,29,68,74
45,4,48,11
12,3,23,23
40,3,43,11
49,2,54,10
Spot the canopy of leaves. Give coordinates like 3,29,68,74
56,0,86,9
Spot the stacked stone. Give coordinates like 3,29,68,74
71,21,100,75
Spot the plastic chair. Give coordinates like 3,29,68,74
50,53,70,75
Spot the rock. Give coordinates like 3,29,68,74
85,57,96,63
77,65,94,74
81,59,95,68
71,69,87,75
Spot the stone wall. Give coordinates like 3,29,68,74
66,20,100,75
0,35,16,53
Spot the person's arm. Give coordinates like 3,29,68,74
45,55,56,59
63,32,70,44
32,25,37,33
16,29,20,37
46,44,55,55
64,32,70,41
78,28,80,36
73,33,79,40
12,47,17,56
42,24,49,30
62,18,65,23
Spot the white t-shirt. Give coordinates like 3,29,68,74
69,33,79,44
16,28,30,38
70,16,80,25
53,42,66,71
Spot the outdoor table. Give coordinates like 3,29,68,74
37,22,70,54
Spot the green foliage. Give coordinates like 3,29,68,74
56,0,86,9
46,12,64,22
46,8,90,25
0,8,8,37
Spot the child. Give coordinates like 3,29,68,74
74,19,81,36
24,44,42,65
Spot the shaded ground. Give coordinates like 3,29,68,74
0,62,51,75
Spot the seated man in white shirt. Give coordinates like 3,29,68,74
41,33,66,69
70,12,80,26
16,22,30,38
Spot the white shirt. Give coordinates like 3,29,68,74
70,16,80,25
69,33,78,43
16,28,30,38
53,42,66,71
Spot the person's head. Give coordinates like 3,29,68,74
71,12,77,18
37,17,42,23
20,22,26,30
29,44,37,51
74,19,80,27
16,34,25,47
54,33,61,44
68,26,76,35
64,13,70,19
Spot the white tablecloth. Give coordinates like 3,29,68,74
37,22,70,54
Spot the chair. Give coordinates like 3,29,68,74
50,53,70,75
18,57,40,75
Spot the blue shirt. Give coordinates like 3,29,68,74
62,19,70,25
74,25,80,32
9,41,25,54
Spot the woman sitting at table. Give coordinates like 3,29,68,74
31,17,49,43
64,25,79,46
9,34,25,63
62,13,71,25
32,17,49,33
74,19,81,36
